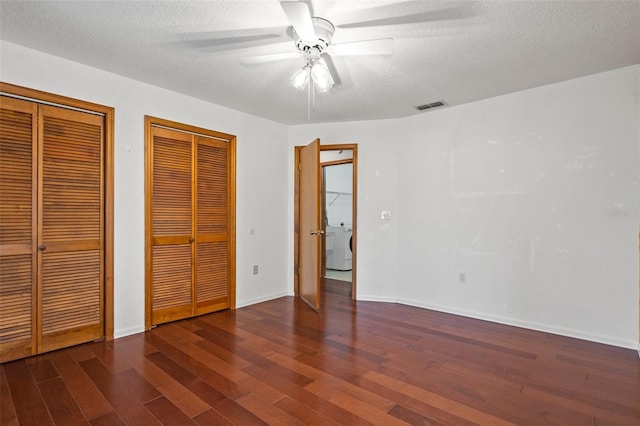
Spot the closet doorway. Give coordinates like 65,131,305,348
294,143,357,305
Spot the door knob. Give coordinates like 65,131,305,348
38,245,46,251
309,230,325,235
189,237,195,243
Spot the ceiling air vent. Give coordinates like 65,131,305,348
416,100,447,111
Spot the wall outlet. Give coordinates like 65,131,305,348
253,265,259,275
459,272,466,283
381,210,391,220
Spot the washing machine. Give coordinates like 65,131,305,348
325,226,352,271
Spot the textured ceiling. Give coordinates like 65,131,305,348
1,0,638,125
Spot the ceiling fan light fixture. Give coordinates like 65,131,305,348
310,59,334,93
290,65,309,90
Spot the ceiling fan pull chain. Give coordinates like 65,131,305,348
307,67,311,121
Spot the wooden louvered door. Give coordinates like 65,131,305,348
0,97,37,362
38,105,104,353
150,127,194,325
195,136,230,315
0,94,106,363
147,119,235,327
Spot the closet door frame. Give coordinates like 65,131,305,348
144,116,236,330
0,82,115,343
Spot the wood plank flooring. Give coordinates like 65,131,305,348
1,279,639,425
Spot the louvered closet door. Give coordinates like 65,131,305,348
39,105,104,353
150,127,194,325
0,98,37,362
194,136,230,315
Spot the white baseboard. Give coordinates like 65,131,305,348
114,325,145,339
111,293,290,340
395,297,638,350
356,294,397,303
236,291,290,308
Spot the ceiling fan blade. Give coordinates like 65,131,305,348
329,39,394,56
335,2,474,29
185,34,286,52
280,1,316,40
322,55,342,87
239,51,301,65
178,28,290,53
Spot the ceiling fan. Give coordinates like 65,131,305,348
239,1,395,94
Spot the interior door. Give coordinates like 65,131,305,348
0,97,38,362
194,135,231,315
150,126,194,325
39,105,105,353
299,139,322,310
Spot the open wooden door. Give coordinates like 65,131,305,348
299,139,322,310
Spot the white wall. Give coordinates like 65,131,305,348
288,120,401,300
290,66,639,349
325,163,352,227
1,41,291,338
397,65,640,349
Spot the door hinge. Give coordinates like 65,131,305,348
298,162,302,170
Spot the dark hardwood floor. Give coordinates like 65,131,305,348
1,279,639,425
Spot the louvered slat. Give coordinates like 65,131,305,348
41,251,101,334
152,245,192,309
152,135,192,237
42,114,102,243
0,97,36,362
197,141,228,235
0,255,32,341
0,102,34,246
39,105,104,353
195,242,228,312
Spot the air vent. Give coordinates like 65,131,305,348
416,100,447,111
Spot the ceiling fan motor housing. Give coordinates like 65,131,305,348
292,17,335,54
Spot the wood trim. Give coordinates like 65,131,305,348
321,159,352,167
228,135,237,309
147,116,234,142
0,82,115,345
191,133,197,318
321,167,326,276
144,117,153,330
351,144,358,301
104,100,115,341
30,100,38,357
1,82,113,117
294,146,301,296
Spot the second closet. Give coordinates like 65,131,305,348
145,117,236,328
